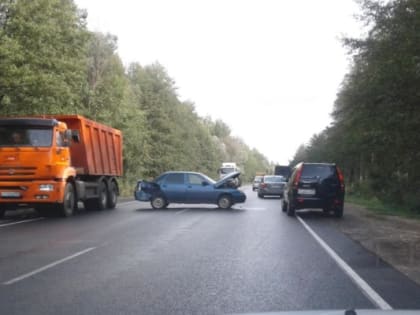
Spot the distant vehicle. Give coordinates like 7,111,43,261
0,115,122,218
274,165,291,179
252,176,263,191
218,162,240,179
257,175,287,198
282,162,345,217
134,171,246,210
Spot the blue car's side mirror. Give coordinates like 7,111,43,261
202,181,209,186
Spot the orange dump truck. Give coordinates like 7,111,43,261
0,115,123,217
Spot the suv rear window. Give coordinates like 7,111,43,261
301,165,336,180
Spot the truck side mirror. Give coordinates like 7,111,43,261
71,130,80,143
64,130,80,143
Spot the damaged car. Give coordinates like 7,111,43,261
134,171,246,209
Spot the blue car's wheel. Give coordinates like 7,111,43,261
217,195,232,209
151,196,166,209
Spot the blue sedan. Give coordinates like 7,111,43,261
134,171,246,209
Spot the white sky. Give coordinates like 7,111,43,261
75,0,363,164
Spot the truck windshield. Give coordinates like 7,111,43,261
0,126,53,147
220,167,235,174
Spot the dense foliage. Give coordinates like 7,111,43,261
0,0,270,191
290,0,420,210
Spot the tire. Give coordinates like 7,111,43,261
282,200,287,212
0,207,5,219
151,196,166,209
258,193,264,198
287,201,295,217
106,181,118,209
83,181,107,211
217,195,232,209
334,205,343,218
97,181,108,210
57,182,76,217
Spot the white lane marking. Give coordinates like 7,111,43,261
118,200,138,206
239,207,266,211
0,218,44,228
297,216,393,310
3,247,96,285
176,209,189,215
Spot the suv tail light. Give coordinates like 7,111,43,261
260,183,267,188
337,167,345,191
293,166,302,188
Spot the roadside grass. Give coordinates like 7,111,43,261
346,194,420,220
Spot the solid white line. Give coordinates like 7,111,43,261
297,216,393,310
0,217,44,228
175,209,189,215
3,247,96,285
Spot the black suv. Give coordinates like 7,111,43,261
282,163,345,217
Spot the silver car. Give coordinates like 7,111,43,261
252,176,263,191
258,175,287,198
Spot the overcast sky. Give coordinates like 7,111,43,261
75,0,363,164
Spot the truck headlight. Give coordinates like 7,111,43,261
39,184,54,191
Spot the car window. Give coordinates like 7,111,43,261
301,165,336,180
164,173,185,184
264,176,284,183
187,174,205,185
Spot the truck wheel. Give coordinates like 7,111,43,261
217,195,232,209
151,196,166,209
287,202,295,217
107,181,118,209
96,181,108,210
58,183,76,217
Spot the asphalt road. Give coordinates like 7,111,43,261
1,186,420,314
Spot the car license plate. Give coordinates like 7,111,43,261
1,191,21,198
298,189,315,195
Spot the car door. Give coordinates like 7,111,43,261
185,173,215,203
161,173,187,203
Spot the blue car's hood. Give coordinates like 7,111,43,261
214,171,241,188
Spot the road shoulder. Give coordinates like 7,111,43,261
337,203,420,285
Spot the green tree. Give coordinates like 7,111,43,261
0,0,90,114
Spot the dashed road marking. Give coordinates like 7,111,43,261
0,218,44,228
3,247,97,285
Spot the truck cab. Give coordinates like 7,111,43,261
0,118,76,216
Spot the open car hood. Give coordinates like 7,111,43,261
214,171,241,188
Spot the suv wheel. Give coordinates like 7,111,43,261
334,205,343,218
281,200,287,212
287,202,295,217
